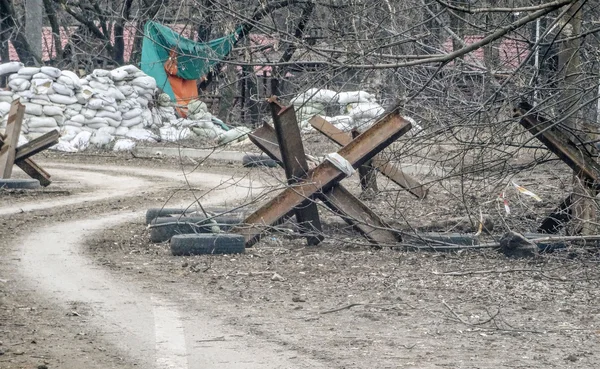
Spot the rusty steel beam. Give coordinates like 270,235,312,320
234,109,411,246
514,102,600,187
352,129,378,192
309,115,427,198
248,122,399,244
270,99,324,245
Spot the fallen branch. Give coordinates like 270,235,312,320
319,303,364,315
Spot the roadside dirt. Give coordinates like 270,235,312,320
2,151,600,368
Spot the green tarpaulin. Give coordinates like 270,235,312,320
140,21,242,100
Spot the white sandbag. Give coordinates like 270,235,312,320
53,115,65,126
0,96,12,103
76,87,94,104
106,87,126,101
115,65,141,75
121,115,143,128
8,73,24,82
97,126,116,135
131,76,156,90
113,139,136,151
40,66,61,79
63,120,83,127
0,101,11,116
117,85,135,96
141,109,153,127
136,96,149,107
337,91,376,105
115,126,129,136
346,102,385,120
57,75,76,89
87,98,104,109
192,126,220,140
160,126,192,141
96,94,116,105
79,79,89,86
51,141,78,153
60,70,82,89
24,102,43,116
92,69,111,78
49,94,78,105
86,117,108,125
32,72,51,80
31,78,53,94
18,67,40,76
96,110,122,121
125,128,158,142
28,116,58,128
51,82,75,97
87,123,109,130
0,90,12,96
71,131,92,150
0,62,23,76
8,79,30,91
70,114,86,124
104,117,121,128
89,80,109,91
28,126,58,134
295,103,325,121
122,108,143,120
81,108,97,119
291,88,338,105
60,125,82,141
326,115,354,131
89,131,114,147
217,127,252,145
43,105,64,116
110,69,129,82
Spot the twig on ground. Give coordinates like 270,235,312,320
319,303,364,314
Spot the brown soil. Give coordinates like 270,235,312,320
2,151,600,368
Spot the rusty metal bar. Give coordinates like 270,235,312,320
309,115,427,199
248,122,399,244
234,109,411,246
514,103,600,187
352,129,378,193
270,99,324,245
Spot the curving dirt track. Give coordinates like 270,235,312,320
1,161,325,369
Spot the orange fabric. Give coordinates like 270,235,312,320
167,74,198,118
164,48,199,117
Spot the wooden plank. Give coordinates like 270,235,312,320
514,102,600,187
270,101,323,245
309,115,427,198
234,109,411,246
352,129,378,192
14,130,60,161
249,122,399,244
0,101,25,178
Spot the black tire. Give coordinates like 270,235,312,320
149,216,243,243
171,233,246,255
146,208,188,225
149,216,208,243
242,154,279,168
0,179,41,189
146,207,248,224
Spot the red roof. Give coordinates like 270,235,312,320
442,35,530,71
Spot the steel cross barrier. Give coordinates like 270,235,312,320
309,116,428,199
513,102,600,233
234,100,411,247
0,100,59,186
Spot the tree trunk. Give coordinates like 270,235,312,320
114,0,133,64
558,1,596,235
43,0,62,63
0,0,40,65
25,0,43,61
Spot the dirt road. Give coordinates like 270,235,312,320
1,161,325,368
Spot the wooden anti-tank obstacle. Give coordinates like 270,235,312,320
0,100,59,187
